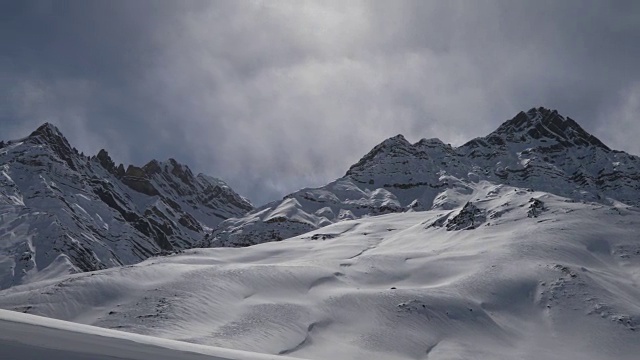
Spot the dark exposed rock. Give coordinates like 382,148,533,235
178,214,203,232
96,149,117,175
142,160,163,175
168,158,194,186
527,198,546,218
122,165,160,196
446,202,486,230
116,164,126,177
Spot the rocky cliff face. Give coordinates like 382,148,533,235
0,123,252,289
208,107,640,247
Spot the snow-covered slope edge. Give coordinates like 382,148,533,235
0,123,252,289
209,107,640,247
3,184,640,359
0,309,299,360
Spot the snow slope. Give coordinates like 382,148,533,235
3,183,640,359
0,309,298,360
0,124,252,289
209,107,640,247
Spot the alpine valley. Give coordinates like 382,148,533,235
2,107,640,360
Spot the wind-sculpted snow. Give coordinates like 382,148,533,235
3,185,640,359
0,309,298,360
0,124,252,289
210,107,640,247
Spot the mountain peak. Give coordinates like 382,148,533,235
486,107,610,150
28,123,67,143
377,134,411,148
26,122,79,170
345,134,417,177
415,137,448,148
96,149,120,175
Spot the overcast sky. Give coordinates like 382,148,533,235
1,1,639,205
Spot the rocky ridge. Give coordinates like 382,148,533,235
209,107,640,247
0,123,252,288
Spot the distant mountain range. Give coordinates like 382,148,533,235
208,107,640,247
3,107,640,359
3,107,640,289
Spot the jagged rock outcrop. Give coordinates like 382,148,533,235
527,198,546,218
445,202,486,230
0,123,252,289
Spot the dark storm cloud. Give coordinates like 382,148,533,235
0,1,198,160
1,1,639,205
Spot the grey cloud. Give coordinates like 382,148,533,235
2,1,639,204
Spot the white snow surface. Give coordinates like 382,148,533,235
0,309,297,360
3,183,640,359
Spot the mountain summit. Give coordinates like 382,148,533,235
0,124,252,289
470,107,610,151
209,107,640,247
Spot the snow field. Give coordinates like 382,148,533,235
2,185,640,359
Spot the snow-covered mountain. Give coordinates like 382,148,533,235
0,123,252,289
2,185,640,359
3,107,640,359
209,107,640,247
